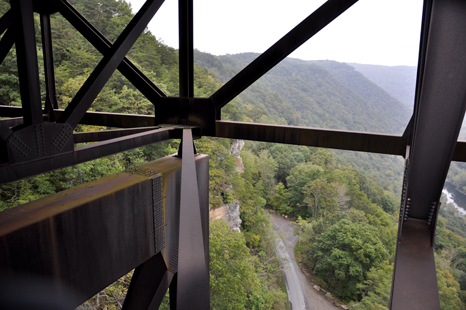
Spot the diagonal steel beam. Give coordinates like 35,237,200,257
57,0,165,128
210,0,358,110
122,253,174,310
11,0,43,126
0,9,11,36
179,0,194,98
173,129,209,309
0,27,14,66
58,0,166,103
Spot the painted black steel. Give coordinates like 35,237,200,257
57,0,165,128
405,0,466,221
0,127,181,184
11,0,43,126
122,253,171,310
179,0,194,98
174,129,209,309
58,0,166,102
40,14,59,112
210,0,359,110
73,126,159,143
215,120,405,156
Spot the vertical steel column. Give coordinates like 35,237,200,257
170,129,209,309
11,0,43,126
40,14,59,112
178,0,194,98
391,0,466,308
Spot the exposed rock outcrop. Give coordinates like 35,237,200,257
209,201,242,232
229,140,245,173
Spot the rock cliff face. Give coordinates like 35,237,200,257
229,140,245,173
209,202,242,232
208,140,245,231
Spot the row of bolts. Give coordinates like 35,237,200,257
401,198,437,225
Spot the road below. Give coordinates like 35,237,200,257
270,214,340,310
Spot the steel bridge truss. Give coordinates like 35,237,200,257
1,0,466,309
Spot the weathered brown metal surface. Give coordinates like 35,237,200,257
215,120,405,156
0,154,209,308
391,219,440,309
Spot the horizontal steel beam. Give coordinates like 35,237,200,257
73,126,159,143
0,106,156,128
0,154,209,309
215,120,405,156
0,127,181,184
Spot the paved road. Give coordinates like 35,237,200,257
270,214,340,310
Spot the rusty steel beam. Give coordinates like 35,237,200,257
210,0,358,110
215,120,405,156
0,154,209,309
0,127,182,184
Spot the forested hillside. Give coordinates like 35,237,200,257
1,0,466,309
348,63,417,108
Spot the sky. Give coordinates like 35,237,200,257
128,0,424,66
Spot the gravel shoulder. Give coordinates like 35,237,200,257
269,213,340,310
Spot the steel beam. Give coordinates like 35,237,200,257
0,154,209,309
57,0,165,128
0,126,182,184
73,126,159,143
40,14,59,112
11,0,43,126
122,253,174,310
391,219,440,310
390,0,466,308
58,0,166,102
210,0,358,110
179,0,194,98
171,129,209,309
215,120,405,156
404,0,466,221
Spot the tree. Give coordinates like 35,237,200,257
268,182,291,214
286,162,324,216
310,219,387,301
351,261,393,310
303,178,338,218
209,220,259,310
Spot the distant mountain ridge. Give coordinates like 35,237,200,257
195,51,411,135
348,63,417,108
